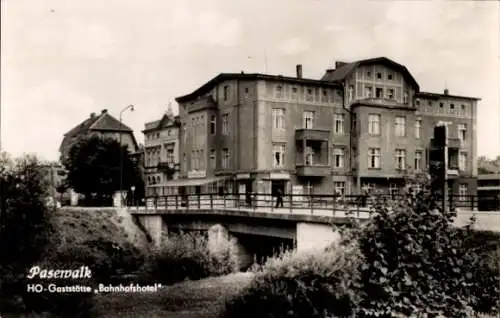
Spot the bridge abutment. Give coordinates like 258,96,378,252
296,222,340,253
137,215,163,248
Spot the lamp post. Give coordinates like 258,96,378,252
119,105,134,207
131,186,136,207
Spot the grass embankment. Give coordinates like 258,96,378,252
53,207,150,252
91,272,254,318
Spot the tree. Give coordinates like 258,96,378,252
61,135,144,205
347,185,500,317
0,152,56,312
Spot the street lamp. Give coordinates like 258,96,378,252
131,185,136,207
119,105,134,207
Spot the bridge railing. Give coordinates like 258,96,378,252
138,193,500,217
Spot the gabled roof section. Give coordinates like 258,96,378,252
321,57,420,92
176,73,342,103
60,110,135,155
89,112,133,132
142,114,180,133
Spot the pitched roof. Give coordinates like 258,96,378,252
321,57,420,91
59,110,135,154
176,73,342,103
143,114,180,133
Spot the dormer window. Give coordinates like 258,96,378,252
388,73,393,80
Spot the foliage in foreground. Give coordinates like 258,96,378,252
352,190,500,317
142,231,239,286
222,186,500,318
223,243,363,318
0,153,56,313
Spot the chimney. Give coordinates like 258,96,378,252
90,112,96,118
101,109,108,114
335,61,348,69
296,64,303,79
241,70,244,74
444,89,449,95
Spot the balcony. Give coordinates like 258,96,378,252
430,138,461,150
296,165,330,177
295,129,330,141
157,161,177,174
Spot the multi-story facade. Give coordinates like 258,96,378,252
173,57,479,197
142,113,181,196
322,57,479,196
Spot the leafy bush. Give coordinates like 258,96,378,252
351,189,500,317
222,242,363,318
142,231,238,285
0,153,57,313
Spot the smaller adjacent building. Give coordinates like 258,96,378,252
142,111,181,197
37,162,66,191
59,109,139,160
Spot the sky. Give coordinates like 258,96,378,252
1,0,499,162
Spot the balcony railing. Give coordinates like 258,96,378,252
295,164,330,177
295,129,330,141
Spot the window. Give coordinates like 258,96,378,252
223,85,229,101
222,113,230,135
275,85,283,98
348,85,354,101
209,149,216,170
403,91,409,104
389,183,399,197
291,87,298,98
460,104,466,115
305,146,314,165
166,148,174,164
395,116,406,137
387,88,394,99
459,152,467,171
334,113,344,135
199,149,205,170
334,182,345,196
368,114,381,135
272,108,285,131
377,72,382,79
459,184,468,201
210,115,216,135
395,149,406,170
368,148,381,168
333,148,344,168
388,73,393,80
272,143,285,167
458,124,467,142
191,150,198,170
415,99,420,106
303,111,314,129
375,87,383,98
365,86,373,98
367,71,371,78
222,148,230,169
414,151,423,171
450,103,455,111
415,119,422,139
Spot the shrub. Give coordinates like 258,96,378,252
0,154,56,313
222,242,363,318
352,189,500,317
142,231,238,285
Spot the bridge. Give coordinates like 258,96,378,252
129,193,500,270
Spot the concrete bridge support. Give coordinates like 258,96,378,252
207,224,253,270
296,222,341,253
136,215,163,248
